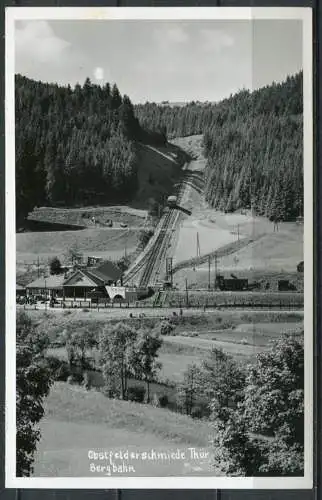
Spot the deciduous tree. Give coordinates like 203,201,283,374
99,322,137,399
49,256,63,275
210,334,304,476
130,329,163,402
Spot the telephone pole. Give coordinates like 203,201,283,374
214,253,218,290
208,255,211,290
196,232,200,258
185,278,189,307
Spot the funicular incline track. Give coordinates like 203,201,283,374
123,181,186,287
138,183,186,288
138,211,173,288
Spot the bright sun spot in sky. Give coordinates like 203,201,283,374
93,67,104,81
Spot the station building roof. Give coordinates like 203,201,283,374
26,275,66,289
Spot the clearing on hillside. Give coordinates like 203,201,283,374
16,228,138,269
27,205,147,229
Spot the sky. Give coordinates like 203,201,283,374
15,19,303,104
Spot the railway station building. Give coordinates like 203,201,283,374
25,260,140,303
62,260,123,300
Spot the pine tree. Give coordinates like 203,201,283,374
111,83,122,110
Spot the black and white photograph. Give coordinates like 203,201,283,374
5,7,313,489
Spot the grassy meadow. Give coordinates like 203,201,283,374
33,383,216,477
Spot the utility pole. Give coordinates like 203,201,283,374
237,224,240,241
208,255,211,291
37,256,40,278
185,278,189,307
196,232,200,258
45,277,47,311
214,253,218,290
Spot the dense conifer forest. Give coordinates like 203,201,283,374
135,72,303,221
16,71,303,224
15,75,167,224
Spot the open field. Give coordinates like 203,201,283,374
27,205,147,229
16,228,138,270
33,383,215,477
173,206,303,271
163,319,303,361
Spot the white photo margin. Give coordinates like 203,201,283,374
5,6,314,490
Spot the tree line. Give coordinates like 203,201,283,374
135,72,303,221
15,75,167,225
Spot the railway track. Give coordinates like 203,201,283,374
123,179,186,287
138,183,186,288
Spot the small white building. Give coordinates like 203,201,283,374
105,286,138,302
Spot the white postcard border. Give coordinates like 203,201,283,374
5,6,314,490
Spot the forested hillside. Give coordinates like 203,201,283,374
135,72,303,221
15,75,170,225
203,73,303,221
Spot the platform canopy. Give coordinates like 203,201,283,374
26,275,65,289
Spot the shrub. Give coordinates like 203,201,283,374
46,356,71,381
83,371,91,390
49,256,63,275
127,385,146,403
151,393,160,407
160,320,174,336
191,404,210,420
67,373,84,385
159,394,169,408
